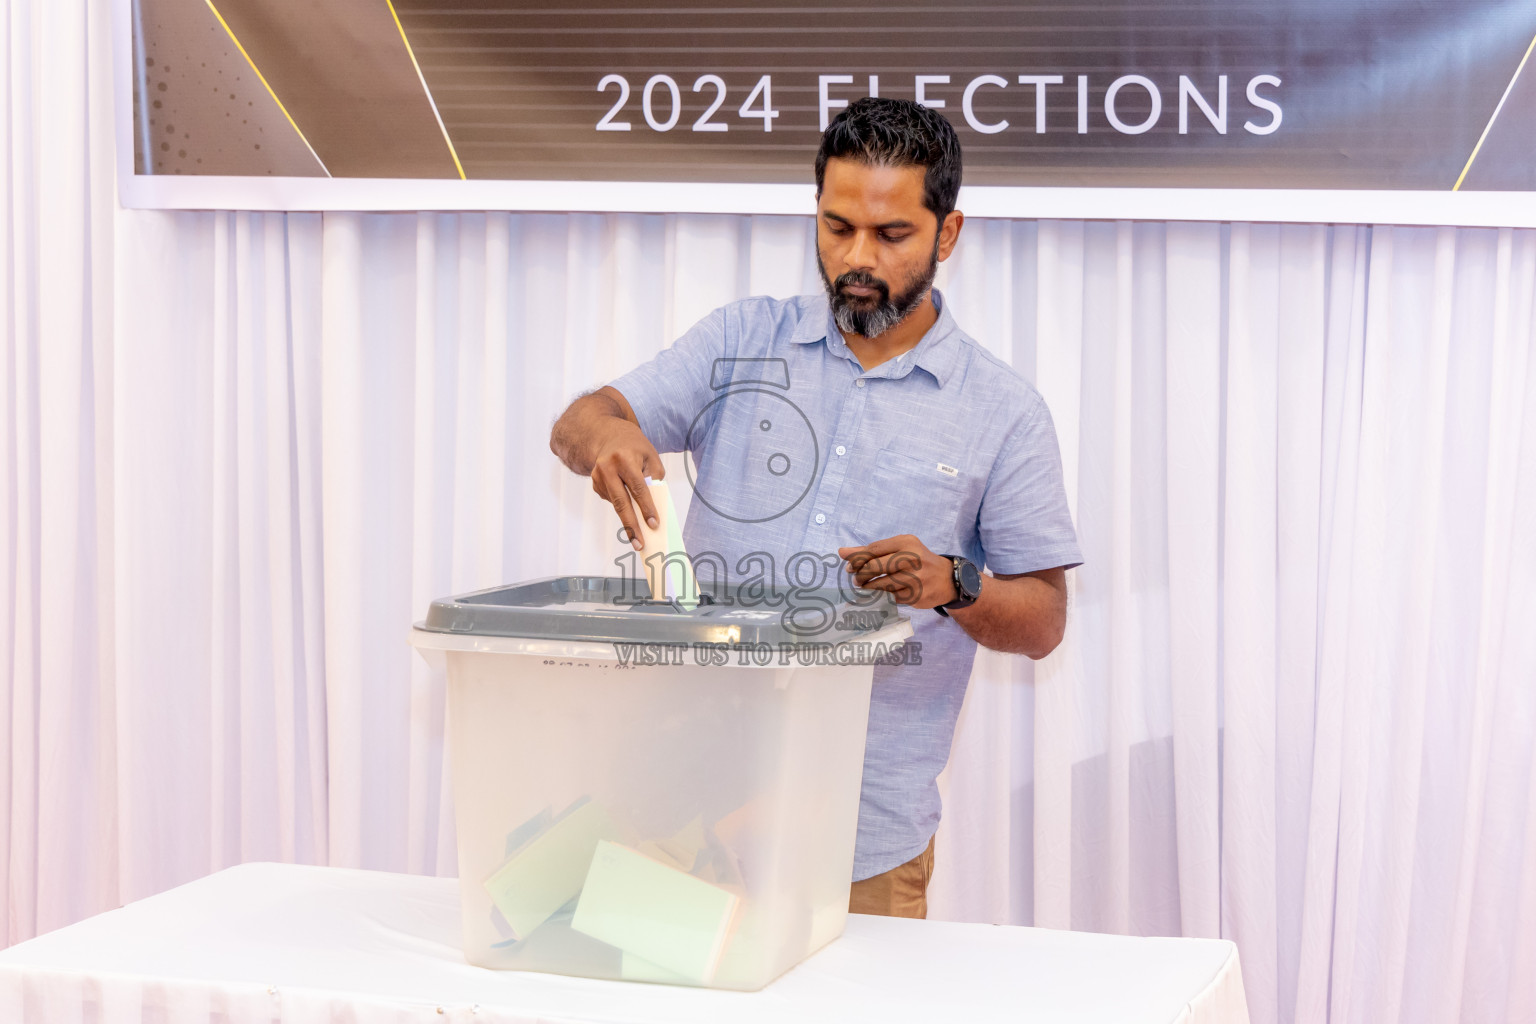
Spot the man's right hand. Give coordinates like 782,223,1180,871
550,386,666,551
589,420,666,550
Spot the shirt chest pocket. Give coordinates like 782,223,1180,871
853,446,981,556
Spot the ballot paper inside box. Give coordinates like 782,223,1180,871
408,576,912,991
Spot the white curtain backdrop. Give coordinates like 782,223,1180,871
5,3,1536,1023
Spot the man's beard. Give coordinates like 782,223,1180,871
817,234,940,339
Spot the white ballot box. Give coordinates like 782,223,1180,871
409,576,912,991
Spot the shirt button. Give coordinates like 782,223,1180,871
835,445,846,457
855,379,866,388
815,513,826,525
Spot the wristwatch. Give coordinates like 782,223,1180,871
934,555,982,617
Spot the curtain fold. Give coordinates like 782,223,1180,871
5,3,1536,1023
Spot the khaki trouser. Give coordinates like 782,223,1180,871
847,835,935,919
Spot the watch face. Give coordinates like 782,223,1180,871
958,560,983,599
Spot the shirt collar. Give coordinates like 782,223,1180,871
790,289,961,390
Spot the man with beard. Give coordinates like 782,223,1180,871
549,97,1081,918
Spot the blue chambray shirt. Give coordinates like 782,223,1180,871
610,290,1082,880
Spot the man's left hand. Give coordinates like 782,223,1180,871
838,535,957,610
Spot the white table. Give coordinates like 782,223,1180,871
0,863,1248,1023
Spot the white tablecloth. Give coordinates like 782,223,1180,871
0,863,1248,1023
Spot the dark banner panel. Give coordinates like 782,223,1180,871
131,0,1536,191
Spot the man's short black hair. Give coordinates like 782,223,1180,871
815,97,963,224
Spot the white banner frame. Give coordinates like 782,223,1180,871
111,0,1536,228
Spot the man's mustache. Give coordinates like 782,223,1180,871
835,270,890,301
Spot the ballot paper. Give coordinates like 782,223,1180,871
482,798,621,941
487,895,624,976
636,814,708,874
502,807,554,857
634,477,699,607
571,839,741,985
708,796,764,890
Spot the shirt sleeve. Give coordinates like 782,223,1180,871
607,308,727,455
976,399,1084,575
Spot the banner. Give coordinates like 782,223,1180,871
116,0,1536,223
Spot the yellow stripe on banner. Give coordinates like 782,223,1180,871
386,0,467,180
203,0,331,177
1453,30,1536,191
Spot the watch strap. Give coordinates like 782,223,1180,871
936,554,980,616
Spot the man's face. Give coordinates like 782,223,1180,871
815,158,956,339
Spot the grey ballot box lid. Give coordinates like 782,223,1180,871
417,576,906,648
